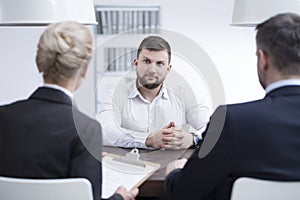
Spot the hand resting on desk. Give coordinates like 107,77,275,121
145,122,194,150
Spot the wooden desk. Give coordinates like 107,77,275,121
103,146,194,197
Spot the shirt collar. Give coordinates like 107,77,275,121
161,86,169,99
128,81,169,100
43,83,74,99
128,81,140,99
265,79,300,94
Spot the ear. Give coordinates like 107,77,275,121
134,58,138,69
167,64,172,72
258,49,268,72
37,64,43,73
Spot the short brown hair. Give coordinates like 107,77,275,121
137,36,171,64
256,13,300,75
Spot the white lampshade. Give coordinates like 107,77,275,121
0,0,97,25
232,0,300,26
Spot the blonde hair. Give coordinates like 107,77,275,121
36,21,94,83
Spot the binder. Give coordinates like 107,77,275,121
101,149,161,199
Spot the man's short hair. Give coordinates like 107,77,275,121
256,13,300,75
137,36,171,63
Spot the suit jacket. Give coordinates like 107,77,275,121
164,86,300,200
0,87,122,200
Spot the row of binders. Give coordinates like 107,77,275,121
95,6,160,34
104,47,137,72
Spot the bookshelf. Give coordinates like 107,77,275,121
95,6,160,35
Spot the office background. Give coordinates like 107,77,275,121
0,0,264,118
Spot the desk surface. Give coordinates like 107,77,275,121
103,146,195,197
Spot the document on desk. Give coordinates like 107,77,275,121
101,152,160,199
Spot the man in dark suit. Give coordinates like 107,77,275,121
164,13,300,200
0,21,138,200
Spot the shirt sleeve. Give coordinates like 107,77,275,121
186,102,210,137
186,94,210,132
96,90,150,149
172,81,211,136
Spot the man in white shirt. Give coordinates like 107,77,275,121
97,36,210,149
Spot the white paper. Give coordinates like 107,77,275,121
101,155,158,199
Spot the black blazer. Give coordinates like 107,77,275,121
165,86,300,200
0,87,122,200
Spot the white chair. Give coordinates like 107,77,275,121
230,177,300,200
0,176,93,200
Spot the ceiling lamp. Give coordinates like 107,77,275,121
0,0,97,26
231,0,300,26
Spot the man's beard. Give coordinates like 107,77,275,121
143,83,161,89
137,75,165,89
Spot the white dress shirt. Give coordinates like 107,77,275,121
265,79,300,94
96,79,210,148
43,83,73,99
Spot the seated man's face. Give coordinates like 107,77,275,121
134,48,171,89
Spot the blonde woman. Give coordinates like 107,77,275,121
0,21,138,200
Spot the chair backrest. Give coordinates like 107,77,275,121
230,177,300,200
0,176,94,200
